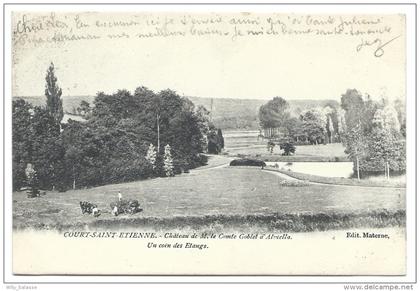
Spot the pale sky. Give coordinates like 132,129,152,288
12,12,406,101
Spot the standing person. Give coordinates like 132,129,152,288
118,191,122,201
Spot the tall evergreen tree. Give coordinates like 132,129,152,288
337,108,347,142
43,63,66,190
163,144,174,177
145,143,157,170
328,116,334,143
45,62,64,127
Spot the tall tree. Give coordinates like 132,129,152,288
195,105,211,151
258,97,290,135
340,89,369,179
300,108,327,145
163,144,174,177
45,62,64,127
217,128,225,150
207,126,224,154
382,104,401,132
367,108,405,178
344,122,366,179
43,63,66,190
20,105,65,191
337,108,346,142
327,116,334,143
12,99,34,190
145,143,157,170
393,98,406,137
284,117,305,142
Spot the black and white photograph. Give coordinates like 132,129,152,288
3,3,416,282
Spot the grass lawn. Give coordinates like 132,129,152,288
224,143,349,162
13,166,405,231
223,130,348,161
266,168,406,188
192,154,232,170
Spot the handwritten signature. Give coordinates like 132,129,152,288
356,35,401,57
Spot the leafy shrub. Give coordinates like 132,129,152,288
207,127,224,154
195,154,209,167
267,141,275,153
279,142,296,156
278,180,310,187
230,158,266,167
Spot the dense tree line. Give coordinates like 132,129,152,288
13,64,66,191
340,89,405,178
213,116,259,130
258,90,406,178
258,97,341,145
13,63,211,191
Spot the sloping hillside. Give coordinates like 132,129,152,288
187,96,338,130
14,95,96,115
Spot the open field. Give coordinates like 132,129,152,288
225,143,349,162
223,130,349,162
13,164,405,231
191,154,232,170
223,130,265,148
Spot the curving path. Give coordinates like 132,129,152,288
190,155,233,172
192,155,405,189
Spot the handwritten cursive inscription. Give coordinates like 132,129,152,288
12,12,404,60
356,35,401,57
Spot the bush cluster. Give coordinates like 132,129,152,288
229,158,266,167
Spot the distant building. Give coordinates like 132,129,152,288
62,113,86,124
262,127,288,140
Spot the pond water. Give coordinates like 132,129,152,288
265,161,354,178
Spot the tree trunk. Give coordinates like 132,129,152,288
356,156,360,180
386,161,390,179
72,166,76,190
157,114,160,152
51,165,55,191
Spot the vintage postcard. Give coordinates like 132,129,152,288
7,7,412,277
